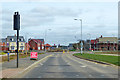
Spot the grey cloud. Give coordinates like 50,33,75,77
31,6,82,17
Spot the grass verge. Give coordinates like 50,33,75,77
1,53,44,62
73,53,120,66
0,52,7,55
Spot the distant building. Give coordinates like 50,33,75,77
51,44,57,50
44,43,52,50
25,43,30,51
6,36,25,51
29,39,44,50
0,38,8,51
68,43,74,50
58,45,68,50
90,35,118,51
97,36,118,51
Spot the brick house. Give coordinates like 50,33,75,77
29,39,44,50
97,36,118,51
0,38,8,51
25,43,30,50
44,43,52,50
90,35,118,51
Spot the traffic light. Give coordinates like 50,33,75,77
13,12,20,30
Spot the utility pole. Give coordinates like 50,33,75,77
13,12,20,68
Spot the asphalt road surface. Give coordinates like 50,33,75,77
18,52,119,78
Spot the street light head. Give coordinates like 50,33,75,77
74,19,77,20
48,29,51,30
79,19,82,21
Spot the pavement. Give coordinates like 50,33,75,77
1,53,52,78
13,52,119,78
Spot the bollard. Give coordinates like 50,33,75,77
7,52,10,62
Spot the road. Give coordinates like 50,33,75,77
17,52,118,78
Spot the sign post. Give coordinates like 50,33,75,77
13,12,20,68
7,52,9,62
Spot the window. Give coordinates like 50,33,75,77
20,38,23,41
10,38,12,41
20,46,24,50
11,46,15,50
12,43,14,46
21,43,23,45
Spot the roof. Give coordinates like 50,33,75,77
0,38,6,43
44,44,52,47
98,37,118,43
31,39,44,44
7,36,25,42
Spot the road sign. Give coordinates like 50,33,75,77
30,52,38,60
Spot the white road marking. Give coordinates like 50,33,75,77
76,75,79,77
89,75,92,77
80,66,87,67
38,76,42,78
101,75,105,77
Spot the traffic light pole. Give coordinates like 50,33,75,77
17,29,19,68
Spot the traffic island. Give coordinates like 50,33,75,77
73,53,120,66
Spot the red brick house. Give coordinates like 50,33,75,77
0,38,8,51
44,43,52,50
91,35,118,51
25,43,30,50
29,39,44,50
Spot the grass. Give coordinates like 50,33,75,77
94,51,119,54
70,49,76,51
73,53,120,66
1,52,44,62
0,52,7,55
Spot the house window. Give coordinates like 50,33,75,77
20,46,24,50
20,38,23,41
10,38,14,41
11,46,15,50
12,43,14,46
21,43,23,45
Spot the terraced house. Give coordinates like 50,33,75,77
6,36,25,52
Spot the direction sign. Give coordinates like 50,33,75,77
30,52,38,60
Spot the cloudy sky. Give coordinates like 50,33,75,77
0,0,118,45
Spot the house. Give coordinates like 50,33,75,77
44,43,52,50
6,36,25,52
29,39,44,50
97,36,118,51
51,44,57,50
25,43,30,50
90,35,118,51
0,38,8,51
58,45,68,50
68,43,74,50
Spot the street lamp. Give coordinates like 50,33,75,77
74,19,83,54
45,29,51,52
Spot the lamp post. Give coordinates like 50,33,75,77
45,29,51,52
74,19,83,54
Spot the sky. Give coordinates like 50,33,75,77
0,0,118,45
